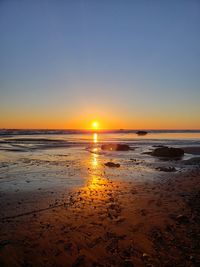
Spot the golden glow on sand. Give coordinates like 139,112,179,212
92,153,98,167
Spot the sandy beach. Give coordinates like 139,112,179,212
1,168,200,267
0,132,200,267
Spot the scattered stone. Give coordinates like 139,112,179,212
105,162,120,168
101,143,130,151
156,166,176,172
151,147,184,158
130,158,137,161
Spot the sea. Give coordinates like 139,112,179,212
0,129,200,217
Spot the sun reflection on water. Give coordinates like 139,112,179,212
91,133,99,167
93,133,98,143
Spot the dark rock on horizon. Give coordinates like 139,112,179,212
101,143,130,151
151,147,184,158
136,131,148,135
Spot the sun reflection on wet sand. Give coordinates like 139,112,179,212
79,137,114,202
92,152,98,167
93,133,98,143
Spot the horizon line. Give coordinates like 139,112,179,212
0,128,200,131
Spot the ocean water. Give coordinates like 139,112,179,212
0,129,200,151
0,130,200,190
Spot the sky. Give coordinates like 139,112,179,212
0,0,200,129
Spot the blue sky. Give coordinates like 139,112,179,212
0,0,200,129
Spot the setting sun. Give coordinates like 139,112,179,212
92,121,99,129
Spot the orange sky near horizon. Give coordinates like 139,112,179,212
0,108,199,130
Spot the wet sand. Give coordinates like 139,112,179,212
1,168,200,267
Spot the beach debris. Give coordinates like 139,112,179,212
156,166,176,172
150,147,184,158
105,162,120,168
101,143,130,151
136,131,148,135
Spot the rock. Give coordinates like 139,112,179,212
156,166,176,172
151,147,184,158
105,162,120,168
136,131,148,135
130,158,137,161
101,143,130,151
